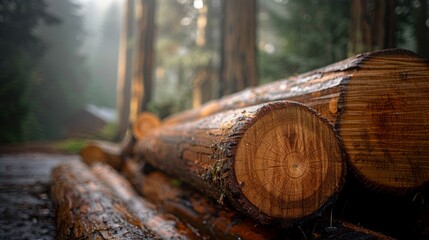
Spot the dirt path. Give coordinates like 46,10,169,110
0,153,77,240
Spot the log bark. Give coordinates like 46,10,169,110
132,112,161,139
50,160,160,239
90,163,201,239
122,160,283,239
134,101,345,224
80,141,123,170
163,48,429,192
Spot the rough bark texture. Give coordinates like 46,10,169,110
90,163,200,239
122,160,282,239
50,160,159,239
135,101,345,224
80,141,123,170
163,49,429,192
132,112,161,139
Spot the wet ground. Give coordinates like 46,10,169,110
0,153,76,240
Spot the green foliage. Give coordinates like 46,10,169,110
0,0,89,143
98,122,118,141
54,138,87,154
258,0,350,83
0,0,58,143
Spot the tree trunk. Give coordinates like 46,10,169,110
51,160,160,239
348,0,395,56
163,49,429,192
219,0,257,96
129,0,156,124
80,141,123,170
134,101,345,224
415,0,429,58
116,0,136,140
90,163,201,239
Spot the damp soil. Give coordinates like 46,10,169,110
0,153,76,240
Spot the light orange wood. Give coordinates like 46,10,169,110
80,141,123,170
132,112,161,139
163,49,429,192
134,101,345,224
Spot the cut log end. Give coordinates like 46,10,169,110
80,145,106,165
133,112,161,139
234,104,345,219
339,51,429,191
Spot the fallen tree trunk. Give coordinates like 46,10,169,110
80,141,123,170
90,163,201,239
163,48,429,192
134,101,346,224
50,160,160,239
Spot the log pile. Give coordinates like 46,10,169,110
54,48,429,239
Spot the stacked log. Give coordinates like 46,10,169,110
163,48,429,192
51,48,429,239
134,101,346,224
51,160,159,239
80,140,123,170
51,160,199,239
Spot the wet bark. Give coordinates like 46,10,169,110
50,160,160,239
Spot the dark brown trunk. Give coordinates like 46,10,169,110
163,49,429,192
220,0,257,96
348,0,395,56
134,101,345,224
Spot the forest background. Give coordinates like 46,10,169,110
0,0,428,144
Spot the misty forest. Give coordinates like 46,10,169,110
1,0,428,144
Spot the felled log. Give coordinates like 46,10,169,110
134,101,346,224
133,112,161,139
50,160,160,239
90,163,201,239
80,140,123,170
163,48,429,192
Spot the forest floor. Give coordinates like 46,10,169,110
0,147,77,240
